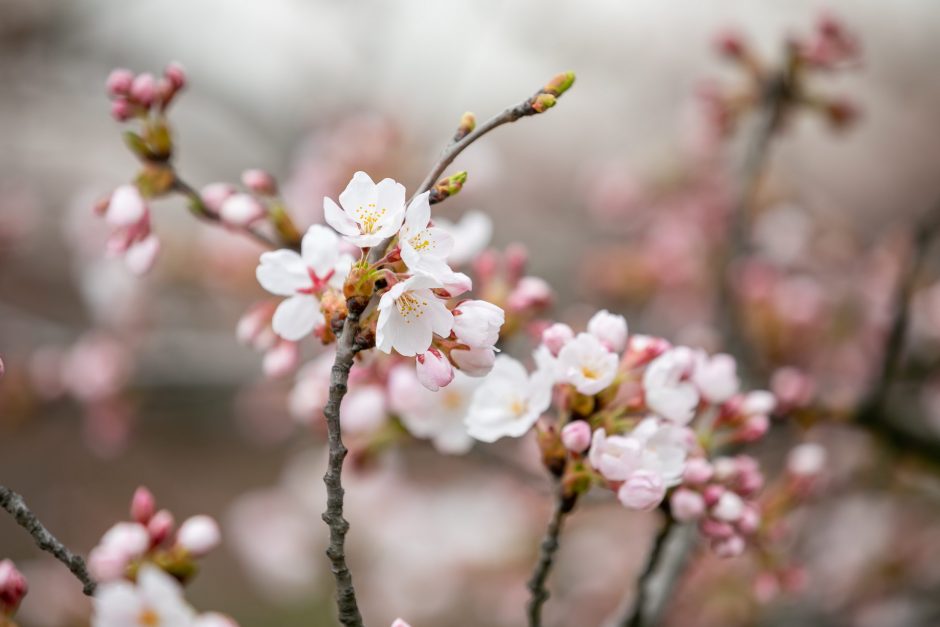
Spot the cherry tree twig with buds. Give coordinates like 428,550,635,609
0,485,97,596
525,488,576,627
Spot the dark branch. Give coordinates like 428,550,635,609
0,485,97,596
526,486,575,627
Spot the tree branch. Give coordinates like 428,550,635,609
321,307,366,627
617,520,696,627
0,485,97,596
526,486,575,627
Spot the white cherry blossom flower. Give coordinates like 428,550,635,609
556,333,619,395
256,225,354,341
643,347,700,424
376,275,454,357
323,171,406,247
93,565,196,627
465,356,552,442
692,351,740,404
589,418,687,488
389,364,479,454
586,309,628,354
398,191,455,280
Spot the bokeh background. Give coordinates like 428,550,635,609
2,1,940,626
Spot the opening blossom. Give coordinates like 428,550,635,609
323,171,406,247
643,347,700,424
557,332,619,395
465,356,553,442
376,274,454,357
256,225,353,341
98,184,161,275
93,565,196,627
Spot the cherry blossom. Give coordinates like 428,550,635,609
415,348,455,392
398,191,455,280
643,347,699,424
376,275,453,357
177,515,221,557
557,332,619,395
586,309,628,353
323,171,406,247
92,565,196,627
465,356,552,442
389,364,478,454
0,559,27,617
691,351,740,404
98,185,161,275
256,224,353,341
451,300,505,349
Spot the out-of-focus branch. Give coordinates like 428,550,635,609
0,485,97,596
171,175,285,250
526,486,575,627
716,71,791,384
616,520,696,627
856,200,940,459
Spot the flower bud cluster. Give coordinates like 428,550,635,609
106,63,186,122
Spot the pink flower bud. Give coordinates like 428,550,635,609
670,489,705,522
712,491,745,522
586,310,628,353
438,272,472,298
451,347,496,377
714,30,746,59
617,470,666,510
472,249,498,283
415,349,455,392
541,323,574,357
87,546,128,582
177,515,221,557
110,98,135,122
736,413,769,442
262,340,300,379
712,457,738,481
100,522,151,558
105,185,146,227
786,442,826,478
200,183,237,213
241,169,277,195
106,68,135,96
702,484,725,507
504,243,528,283
753,572,781,602
737,505,761,535
164,62,187,91
700,518,735,540
220,193,267,227
560,421,591,453
124,234,161,276
711,534,746,558
771,366,815,410
622,334,670,369
391,620,412,627
129,72,157,107
130,486,156,524
148,509,175,545
682,458,714,484
507,276,553,312
0,559,28,615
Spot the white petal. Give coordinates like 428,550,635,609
338,171,376,215
272,295,322,341
403,191,431,233
387,310,433,357
301,224,341,276
323,197,359,237
375,178,406,217
257,250,310,296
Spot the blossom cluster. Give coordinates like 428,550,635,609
86,488,236,627
255,171,509,388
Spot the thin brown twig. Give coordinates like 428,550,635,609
526,486,575,627
0,485,97,596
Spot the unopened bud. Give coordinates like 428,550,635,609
220,193,267,227
454,111,476,141
131,486,156,524
531,93,557,113
415,349,455,392
429,171,468,204
176,515,221,557
0,559,28,616
148,509,175,545
543,71,576,97
241,169,278,195
164,62,187,91
110,98,135,122
129,72,157,107
714,30,747,59
106,68,135,96
560,421,591,453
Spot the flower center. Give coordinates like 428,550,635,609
298,267,335,294
408,230,433,252
510,398,527,417
396,292,428,323
442,390,464,410
138,608,160,626
356,203,387,234
581,365,600,380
